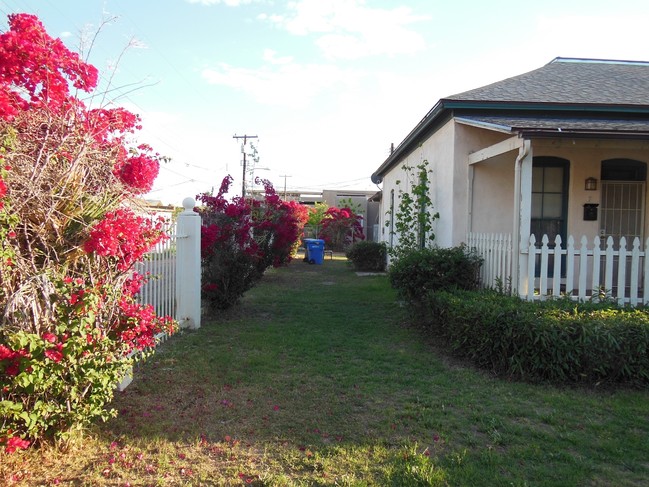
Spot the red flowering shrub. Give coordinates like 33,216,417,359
319,206,365,251
197,177,307,310
0,14,177,450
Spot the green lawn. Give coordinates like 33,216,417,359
4,257,648,486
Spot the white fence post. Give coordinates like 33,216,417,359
176,197,201,329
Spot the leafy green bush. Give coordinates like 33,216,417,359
346,241,387,272
421,290,649,385
388,245,483,302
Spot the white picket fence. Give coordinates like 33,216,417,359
118,198,201,390
135,219,178,341
467,233,513,292
467,232,649,306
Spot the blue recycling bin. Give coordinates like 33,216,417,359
306,239,325,265
302,238,316,263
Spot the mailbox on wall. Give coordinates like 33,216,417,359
583,203,599,221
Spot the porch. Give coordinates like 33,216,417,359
467,232,649,306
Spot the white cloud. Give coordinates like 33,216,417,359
262,0,429,59
262,48,293,65
202,60,360,108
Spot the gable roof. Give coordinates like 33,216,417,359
446,58,649,107
372,58,649,183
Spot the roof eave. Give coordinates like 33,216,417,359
519,129,649,140
443,99,649,114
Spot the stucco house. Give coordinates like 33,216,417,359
371,57,649,305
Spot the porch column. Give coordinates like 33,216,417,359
512,140,533,295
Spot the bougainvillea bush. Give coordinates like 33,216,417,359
319,206,365,251
0,14,176,452
197,177,308,310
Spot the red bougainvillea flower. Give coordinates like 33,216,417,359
114,153,159,194
0,13,98,119
112,298,176,352
44,349,63,363
42,332,57,343
0,344,29,376
84,208,167,271
3,435,30,454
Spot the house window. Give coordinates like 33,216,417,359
531,157,570,277
601,158,646,182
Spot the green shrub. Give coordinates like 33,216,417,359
388,245,483,302
421,290,649,385
346,241,387,272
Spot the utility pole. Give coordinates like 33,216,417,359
233,134,258,197
279,174,291,201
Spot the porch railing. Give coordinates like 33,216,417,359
467,232,649,306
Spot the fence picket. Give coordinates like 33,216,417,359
592,236,601,299
605,237,614,297
578,236,589,301
552,235,562,298
527,234,536,301
617,237,628,305
566,236,575,297
539,234,549,300
630,237,641,306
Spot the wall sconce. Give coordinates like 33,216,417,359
585,177,598,191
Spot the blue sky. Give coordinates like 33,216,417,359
1,0,648,205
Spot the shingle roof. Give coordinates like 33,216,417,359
446,58,649,106
456,115,649,135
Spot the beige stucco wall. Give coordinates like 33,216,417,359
377,121,457,249
454,124,516,240
470,153,517,234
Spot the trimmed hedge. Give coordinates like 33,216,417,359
346,241,387,272
388,245,483,301
420,290,649,385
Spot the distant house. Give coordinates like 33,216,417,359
371,58,649,305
